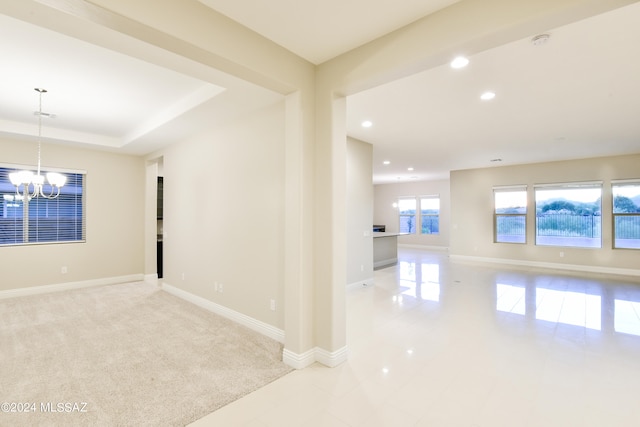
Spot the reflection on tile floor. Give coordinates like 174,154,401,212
191,248,640,427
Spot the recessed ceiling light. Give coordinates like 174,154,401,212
481,91,496,101
450,56,469,69
383,160,390,165
361,120,373,128
407,167,414,171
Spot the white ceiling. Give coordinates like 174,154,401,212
1,1,639,184
349,1,640,183
0,9,283,155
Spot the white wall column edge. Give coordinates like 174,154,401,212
283,90,315,358
0,274,145,300
450,254,640,278
161,282,285,343
282,345,348,370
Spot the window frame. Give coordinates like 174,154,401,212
419,195,440,235
534,181,602,249
612,180,640,250
1,164,86,247
494,185,527,244
397,196,417,234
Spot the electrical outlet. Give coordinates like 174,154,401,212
218,283,224,293
181,272,185,281
270,299,276,311
61,266,67,274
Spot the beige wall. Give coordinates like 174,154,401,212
346,137,373,286
157,102,286,328
450,154,640,273
374,180,450,248
0,138,145,290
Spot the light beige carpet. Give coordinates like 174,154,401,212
0,282,292,426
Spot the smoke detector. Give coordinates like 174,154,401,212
531,33,550,46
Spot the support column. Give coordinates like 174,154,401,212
283,91,317,368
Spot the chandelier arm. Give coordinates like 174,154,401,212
40,186,61,199
40,184,49,199
29,184,38,200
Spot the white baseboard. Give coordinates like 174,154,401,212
450,254,640,278
283,345,348,369
0,274,145,300
161,282,285,344
282,348,316,369
315,346,348,367
162,283,350,370
347,277,375,291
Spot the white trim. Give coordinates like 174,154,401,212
315,346,348,367
347,277,374,291
282,348,316,369
0,162,87,175
161,282,285,343
611,179,640,185
534,181,603,188
493,184,527,191
282,346,348,369
0,274,145,300
450,254,640,278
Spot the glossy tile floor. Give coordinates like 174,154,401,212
191,248,640,427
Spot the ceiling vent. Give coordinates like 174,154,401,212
531,33,551,46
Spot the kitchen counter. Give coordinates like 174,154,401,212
373,232,404,238
373,232,404,269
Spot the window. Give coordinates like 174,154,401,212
420,196,439,235
0,166,85,246
535,182,601,248
494,186,527,243
612,181,640,249
398,197,416,233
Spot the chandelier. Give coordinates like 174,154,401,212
9,88,66,199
